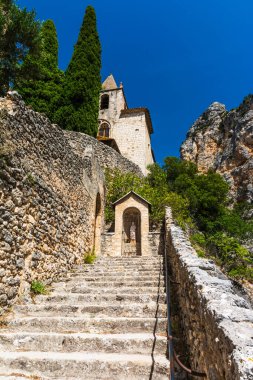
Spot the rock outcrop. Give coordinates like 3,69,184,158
181,96,253,204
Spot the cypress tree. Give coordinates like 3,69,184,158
54,6,101,136
16,20,63,120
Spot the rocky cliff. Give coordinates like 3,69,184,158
181,96,253,204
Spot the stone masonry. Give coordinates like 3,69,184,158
165,207,253,380
98,75,154,175
0,92,141,314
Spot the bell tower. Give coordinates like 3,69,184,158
97,74,155,175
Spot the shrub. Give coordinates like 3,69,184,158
84,252,96,264
206,233,252,274
228,266,253,281
31,281,48,295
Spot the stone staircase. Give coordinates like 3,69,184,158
0,256,170,379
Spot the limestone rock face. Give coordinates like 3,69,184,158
181,97,253,203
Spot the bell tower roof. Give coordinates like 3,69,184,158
102,74,118,90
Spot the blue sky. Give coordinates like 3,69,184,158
18,0,253,164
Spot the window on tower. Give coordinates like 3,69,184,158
100,94,109,109
98,122,110,138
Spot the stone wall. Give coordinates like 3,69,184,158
165,208,253,380
65,130,143,176
0,92,145,313
148,231,163,256
0,92,102,312
115,112,153,176
101,230,162,257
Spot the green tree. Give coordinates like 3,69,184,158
0,0,40,95
163,156,197,186
16,20,63,120
54,6,101,135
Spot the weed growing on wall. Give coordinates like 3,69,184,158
31,281,48,295
84,253,96,264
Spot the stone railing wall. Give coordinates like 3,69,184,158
165,207,253,380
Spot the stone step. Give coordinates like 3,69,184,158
53,280,165,289
96,256,163,259
5,316,167,334
0,332,167,355
35,292,167,305
85,264,162,268
13,303,167,318
0,351,169,379
60,285,165,295
81,269,163,275
67,273,164,280
83,261,163,269
95,257,163,262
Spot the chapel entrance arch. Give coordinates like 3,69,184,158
122,207,141,256
94,193,102,255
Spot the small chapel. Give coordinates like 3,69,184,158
97,74,155,175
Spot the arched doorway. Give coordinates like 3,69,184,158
122,207,141,256
94,193,102,255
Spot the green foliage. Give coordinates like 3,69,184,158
16,20,63,120
173,171,229,231
206,233,253,279
215,208,253,239
228,266,253,281
31,280,48,295
105,157,253,281
84,252,96,264
163,157,197,184
104,168,142,224
54,6,101,135
0,0,40,95
190,233,207,258
105,167,192,229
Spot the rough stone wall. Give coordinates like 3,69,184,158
165,208,253,380
0,92,105,312
101,232,116,257
65,130,142,176
148,232,163,256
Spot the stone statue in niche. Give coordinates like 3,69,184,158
130,221,136,245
